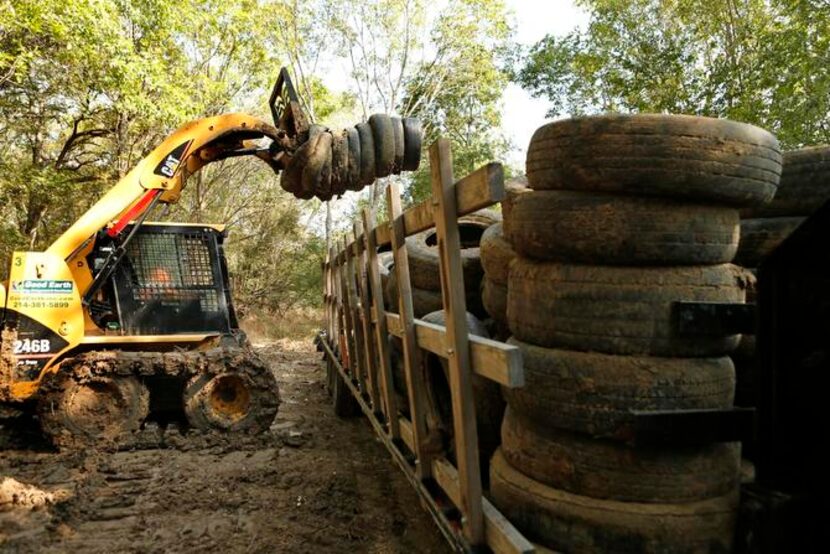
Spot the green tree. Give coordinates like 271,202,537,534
516,0,830,148
401,0,514,204
0,0,333,316
0,0,279,255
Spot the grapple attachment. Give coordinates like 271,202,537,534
269,69,423,201
270,67,310,140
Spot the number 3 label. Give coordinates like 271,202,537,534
13,339,50,355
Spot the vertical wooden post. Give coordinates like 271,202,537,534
329,246,339,343
362,207,400,439
430,139,484,544
340,237,358,378
354,221,382,412
322,256,328,337
324,252,334,343
387,182,433,479
346,233,369,392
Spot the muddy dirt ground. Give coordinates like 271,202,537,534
0,341,450,553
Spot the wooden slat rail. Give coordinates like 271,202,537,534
354,220,382,412
347,232,371,397
321,334,539,554
388,181,434,477
327,254,335,341
321,139,532,553
373,162,504,247
430,138,484,544
432,458,535,554
338,237,357,376
362,208,400,437
398,416,415,453
386,313,524,388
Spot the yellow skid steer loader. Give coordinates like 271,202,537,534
0,68,421,448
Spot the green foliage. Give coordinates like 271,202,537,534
0,0,326,316
402,0,514,204
0,0,521,318
516,0,830,147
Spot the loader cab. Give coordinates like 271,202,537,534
89,223,239,336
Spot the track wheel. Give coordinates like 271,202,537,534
183,369,278,433
39,376,149,448
331,363,360,418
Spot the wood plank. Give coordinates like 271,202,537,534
363,207,400,439
431,458,535,554
374,162,505,247
399,417,415,454
354,220,382,412
385,314,523,388
374,221,391,247
430,138,484,544
346,231,370,397
432,457,462,507
483,498,536,554
340,236,360,382
387,181,433,480
329,247,338,342
456,162,505,214
328,250,335,342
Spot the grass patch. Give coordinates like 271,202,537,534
241,307,325,345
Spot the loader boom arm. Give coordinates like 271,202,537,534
46,114,282,263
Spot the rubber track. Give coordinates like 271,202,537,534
38,347,280,451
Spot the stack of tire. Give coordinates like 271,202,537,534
732,146,830,408
489,114,783,552
280,115,422,201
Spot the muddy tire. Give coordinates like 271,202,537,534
526,114,782,207
482,278,507,324
420,310,504,476
407,210,500,291
369,114,396,178
325,357,336,398
328,130,349,199
743,145,830,217
386,269,486,318
332,362,360,418
301,131,333,200
507,260,747,356
480,223,516,285
391,116,405,172
183,354,279,433
501,409,740,503
734,217,804,266
507,191,740,265
504,338,736,437
356,122,376,186
385,269,444,317
345,127,362,192
502,176,530,243
38,376,149,448
402,117,422,171
490,449,739,554
280,136,315,200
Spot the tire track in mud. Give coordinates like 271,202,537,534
0,342,450,553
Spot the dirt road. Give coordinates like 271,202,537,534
0,340,450,553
